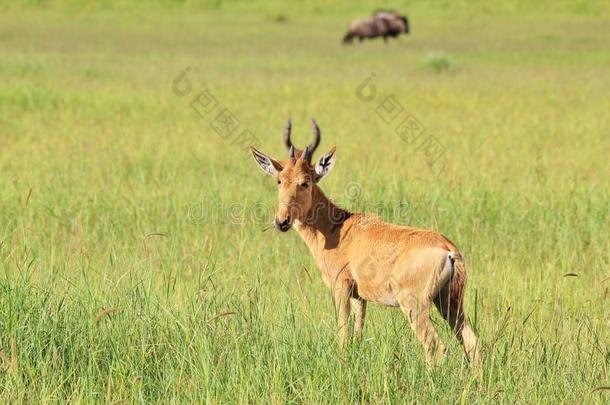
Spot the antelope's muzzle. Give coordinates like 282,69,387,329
275,216,292,232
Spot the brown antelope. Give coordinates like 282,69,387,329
250,119,482,365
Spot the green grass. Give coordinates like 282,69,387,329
0,1,609,403
422,51,455,73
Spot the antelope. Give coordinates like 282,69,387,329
250,119,482,365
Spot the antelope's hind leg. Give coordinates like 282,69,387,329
398,292,445,365
434,282,482,365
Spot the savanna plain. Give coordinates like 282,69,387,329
0,0,608,402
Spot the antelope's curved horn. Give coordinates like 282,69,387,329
304,118,321,161
302,146,311,163
288,145,295,160
283,118,293,151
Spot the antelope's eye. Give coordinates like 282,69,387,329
277,180,281,185
299,182,309,188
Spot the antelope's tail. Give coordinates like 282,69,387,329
447,252,467,315
446,252,483,364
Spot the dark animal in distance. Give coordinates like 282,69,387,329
343,10,409,44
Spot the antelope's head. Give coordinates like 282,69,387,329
250,118,336,232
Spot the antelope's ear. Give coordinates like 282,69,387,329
313,147,336,183
250,146,283,176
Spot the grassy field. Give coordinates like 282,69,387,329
0,0,609,402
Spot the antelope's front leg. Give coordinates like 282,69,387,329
333,281,352,350
351,298,367,340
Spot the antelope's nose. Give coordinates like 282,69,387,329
275,216,292,232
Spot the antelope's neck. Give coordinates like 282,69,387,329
294,185,351,253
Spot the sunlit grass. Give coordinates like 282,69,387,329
0,2,608,403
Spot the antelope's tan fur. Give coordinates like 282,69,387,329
251,120,482,365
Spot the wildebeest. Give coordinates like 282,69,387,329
343,10,409,44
